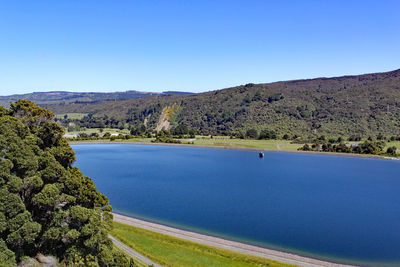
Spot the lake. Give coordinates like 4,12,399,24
72,144,400,266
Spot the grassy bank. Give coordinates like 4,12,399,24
68,135,304,151
111,222,296,267
187,137,302,150
67,132,400,156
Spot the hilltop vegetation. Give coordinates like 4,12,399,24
0,90,192,108
37,69,400,139
0,100,132,266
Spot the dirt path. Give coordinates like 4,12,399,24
113,213,355,267
109,235,161,267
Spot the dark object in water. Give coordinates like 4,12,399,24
259,152,264,158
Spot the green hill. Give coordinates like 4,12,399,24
0,90,193,108
40,69,400,138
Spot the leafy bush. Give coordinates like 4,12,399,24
152,135,181,144
246,128,258,139
298,140,388,156
171,124,188,135
386,146,397,156
258,129,277,140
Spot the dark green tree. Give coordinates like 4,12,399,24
258,129,277,140
386,146,397,156
246,128,258,139
171,124,188,135
0,100,132,266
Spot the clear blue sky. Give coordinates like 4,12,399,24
1,0,399,94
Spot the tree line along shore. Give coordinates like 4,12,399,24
65,127,400,158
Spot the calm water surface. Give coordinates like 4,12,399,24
73,144,400,266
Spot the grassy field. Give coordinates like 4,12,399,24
70,137,303,150
66,129,400,153
111,222,296,267
189,137,302,150
68,132,303,151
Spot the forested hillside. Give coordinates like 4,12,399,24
0,90,192,108
0,100,132,266
43,69,400,138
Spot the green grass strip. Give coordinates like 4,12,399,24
112,221,297,267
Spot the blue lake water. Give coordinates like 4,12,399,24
72,144,400,266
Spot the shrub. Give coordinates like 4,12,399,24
246,128,258,139
387,146,397,156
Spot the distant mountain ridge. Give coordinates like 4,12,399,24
0,90,194,107
3,68,400,138
162,91,194,95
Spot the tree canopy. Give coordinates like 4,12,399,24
0,100,132,266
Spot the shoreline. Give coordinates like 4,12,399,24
112,213,354,267
69,140,399,161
